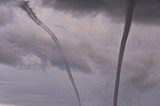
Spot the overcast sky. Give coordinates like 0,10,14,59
0,0,160,106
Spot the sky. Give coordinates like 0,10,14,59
0,0,160,106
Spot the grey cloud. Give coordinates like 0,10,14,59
1,0,160,24
0,68,79,106
41,0,107,12
0,0,20,26
0,0,12,4
0,23,121,74
40,0,126,18
0,26,95,73
117,51,160,106
114,49,160,103
0,35,24,66
0,6,14,26
0,0,18,5
88,46,118,73
134,0,160,25
40,0,160,24
124,50,160,89
91,49,160,106
0,66,101,106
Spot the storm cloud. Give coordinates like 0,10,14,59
40,0,160,24
1,0,160,25
0,0,160,106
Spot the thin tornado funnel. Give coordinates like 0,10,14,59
18,1,81,106
113,0,136,106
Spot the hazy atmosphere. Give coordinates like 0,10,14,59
1,0,160,106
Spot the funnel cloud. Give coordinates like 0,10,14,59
113,0,136,106
18,0,81,106
0,0,160,106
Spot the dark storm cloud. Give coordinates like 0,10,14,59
40,0,160,24
41,0,107,12
1,0,160,24
40,0,127,18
